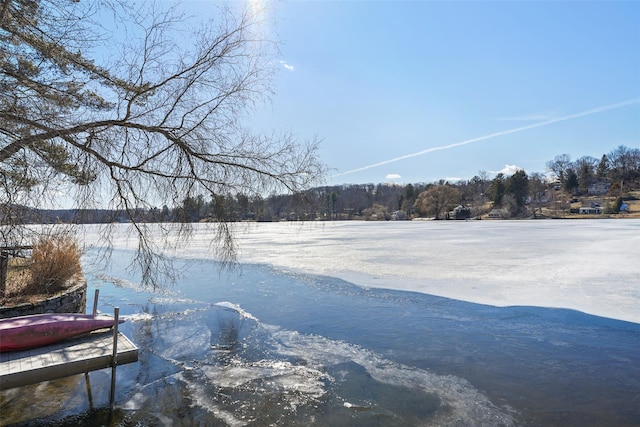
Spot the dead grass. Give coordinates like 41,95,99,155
2,258,33,302
28,235,82,294
1,236,82,306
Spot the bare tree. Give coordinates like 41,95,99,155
414,185,461,219
1,0,324,285
528,172,548,218
545,154,572,185
607,145,640,193
574,156,598,194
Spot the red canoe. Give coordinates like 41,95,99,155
0,313,124,352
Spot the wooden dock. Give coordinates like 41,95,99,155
0,330,138,390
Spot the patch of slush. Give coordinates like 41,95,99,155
160,303,515,426
201,359,330,399
124,312,155,322
265,325,516,426
215,301,260,322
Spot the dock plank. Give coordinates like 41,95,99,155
0,331,138,390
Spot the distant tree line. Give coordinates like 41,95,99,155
10,145,640,224
545,145,640,195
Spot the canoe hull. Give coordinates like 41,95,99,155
0,313,124,352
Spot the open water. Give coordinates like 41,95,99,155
1,221,639,426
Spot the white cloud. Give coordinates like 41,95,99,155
490,164,524,176
279,60,295,71
386,173,401,180
444,177,462,182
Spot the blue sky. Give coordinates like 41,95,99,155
203,1,640,185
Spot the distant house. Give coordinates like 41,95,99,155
447,205,471,220
487,209,506,219
587,179,611,196
391,210,407,220
579,206,602,214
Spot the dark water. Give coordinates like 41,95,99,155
2,248,639,426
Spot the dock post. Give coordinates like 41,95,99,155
0,250,8,299
109,307,120,410
85,372,94,409
92,289,99,315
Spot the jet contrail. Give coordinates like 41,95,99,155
332,98,640,178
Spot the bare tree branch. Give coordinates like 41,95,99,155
1,0,325,287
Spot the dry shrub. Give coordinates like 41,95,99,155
28,235,82,294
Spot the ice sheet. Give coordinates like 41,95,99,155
79,220,640,324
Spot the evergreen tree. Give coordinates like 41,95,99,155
596,155,609,178
564,169,579,194
487,173,506,206
506,169,529,209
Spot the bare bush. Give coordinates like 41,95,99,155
28,235,82,294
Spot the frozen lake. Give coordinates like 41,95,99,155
150,219,638,323
230,219,640,324
2,220,639,426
